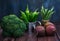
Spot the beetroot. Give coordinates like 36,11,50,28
44,22,56,35
46,24,56,35
35,26,45,36
45,22,54,27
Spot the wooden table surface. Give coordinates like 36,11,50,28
0,23,60,41
0,33,59,41
25,33,59,41
16,23,60,41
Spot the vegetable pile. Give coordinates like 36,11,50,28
1,14,27,37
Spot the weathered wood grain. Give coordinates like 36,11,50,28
0,24,60,41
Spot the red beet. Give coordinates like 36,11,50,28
45,22,54,27
44,22,56,35
35,26,45,36
46,25,56,35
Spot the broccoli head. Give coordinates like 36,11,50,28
1,14,27,37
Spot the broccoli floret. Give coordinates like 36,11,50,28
1,14,27,37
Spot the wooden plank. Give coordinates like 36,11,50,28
38,37,47,41
0,33,59,41
16,33,28,41
0,31,59,41
47,36,56,41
